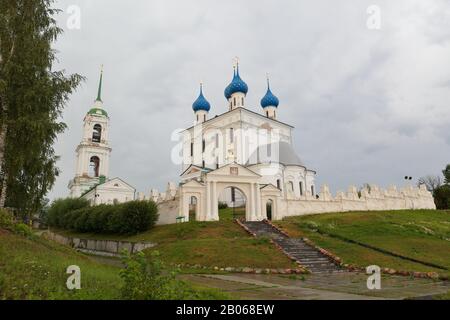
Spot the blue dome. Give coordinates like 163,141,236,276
224,66,248,99
192,85,211,112
261,80,279,108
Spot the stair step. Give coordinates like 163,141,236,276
241,220,342,274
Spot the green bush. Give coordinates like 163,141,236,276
47,198,90,228
434,185,450,210
117,201,159,234
47,198,158,235
119,251,228,300
218,202,228,210
13,223,34,238
0,209,14,230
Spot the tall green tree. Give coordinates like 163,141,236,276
443,164,450,185
0,0,82,216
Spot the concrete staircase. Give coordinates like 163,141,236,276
242,221,343,274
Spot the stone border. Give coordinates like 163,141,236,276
172,263,307,275
269,222,449,281
44,231,156,257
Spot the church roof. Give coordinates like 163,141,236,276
261,78,279,108
224,65,248,99
192,84,211,112
247,141,305,167
88,108,108,117
87,66,108,117
181,107,293,133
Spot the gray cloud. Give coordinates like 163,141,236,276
49,0,450,200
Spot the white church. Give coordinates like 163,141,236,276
69,63,436,224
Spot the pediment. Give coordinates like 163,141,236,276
207,163,261,178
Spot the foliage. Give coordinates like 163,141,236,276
418,175,442,193
0,208,14,229
434,185,450,210
119,250,229,300
47,198,159,235
443,164,450,185
46,197,90,228
12,223,33,238
218,202,228,210
0,0,83,216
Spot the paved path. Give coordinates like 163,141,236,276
181,272,450,300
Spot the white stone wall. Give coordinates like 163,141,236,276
279,184,436,218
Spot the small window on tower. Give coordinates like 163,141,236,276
92,124,102,143
89,156,100,177
190,143,194,157
241,97,244,105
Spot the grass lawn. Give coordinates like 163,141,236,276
0,229,230,300
53,208,296,269
0,229,122,300
274,210,450,276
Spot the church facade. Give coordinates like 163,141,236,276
176,64,436,222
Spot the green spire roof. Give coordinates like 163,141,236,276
96,65,103,102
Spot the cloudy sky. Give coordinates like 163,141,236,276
49,0,450,200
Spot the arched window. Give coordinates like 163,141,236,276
89,156,100,177
233,97,236,106
299,182,304,196
92,124,102,143
288,181,294,192
241,97,244,106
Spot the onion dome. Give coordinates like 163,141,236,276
192,84,211,112
224,65,248,99
261,78,279,108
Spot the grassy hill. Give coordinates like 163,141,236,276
55,208,297,269
0,228,122,299
0,229,230,300
274,210,450,276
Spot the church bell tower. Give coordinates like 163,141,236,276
68,67,112,198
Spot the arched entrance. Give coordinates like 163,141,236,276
266,199,273,221
218,186,247,221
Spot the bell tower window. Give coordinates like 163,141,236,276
89,156,100,177
92,124,102,143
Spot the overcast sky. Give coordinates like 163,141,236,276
49,0,450,200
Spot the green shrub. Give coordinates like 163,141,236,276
119,251,227,300
47,198,158,235
218,202,228,210
434,185,450,210
0,209,14,230
13,223,33,238
116,201,159,234
47,198,90,228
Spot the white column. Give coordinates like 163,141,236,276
256,184,262,220
212,182,219,221
206,181,211,221
250,183,255,221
